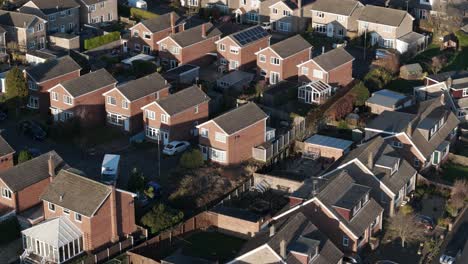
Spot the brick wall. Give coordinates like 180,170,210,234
253,172,303,193
0,153,14,172
16,178,51,212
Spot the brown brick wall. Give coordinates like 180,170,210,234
303,143,346,160
16,178,51,212
129,23,184,52
159,35,220,66
206,211,261,238
258,47,310,82
299,60,354,87
0,153,14,172
217,36,269,70
115,190,137,236
0,180,16,209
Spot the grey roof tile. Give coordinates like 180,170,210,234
116,72,169,101
171,22,221,47
311,47,354,72
140,12,184,33
270,35,312,59
60,68,116,97
27,56,81,83
358,5,408,27
157,85,209,115
0,10,45,28
20,0,80,15
0,135,14,157
211,103,268,135
310,0,362,16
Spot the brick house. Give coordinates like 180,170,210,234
0,10,47,51
17,0,80,34
278,171,384,253
196,103,268,165
25,55,82,114
0,135,14,172
128,12,185,54
256,34,312,84
0,151,66,215
310,0,363,38
365,95,459,171
297,47,354,87
216,25,270,71
47,68,117,126
157,22,222,69
102,72,171,134
21,169,137,263
141,85,210,144
266,0,312,34
78,0,117,25
230,212,343,264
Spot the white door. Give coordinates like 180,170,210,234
124,119,130,131
270,72,279,84
162,132,169,145
60,25,65,33
326,24,334,37
51,108,60,121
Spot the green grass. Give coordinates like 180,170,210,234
181,231,245,262
0,218,20,245
384,79,424,94
441,162,468,183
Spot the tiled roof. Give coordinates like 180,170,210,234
358,5,409,27
0,151,66,192
140,12,184,33
366,89,410,108
60,68,116,97
170,23,221,47
116,72,169,101
21,0,80,15
41,169,111,217
157,85,209,115
0,135,14,157
311,47,354,72
27,56,81,83
270,35,312,59
0,10,45,28
211,103,268,135
310,0,362,16
230,25,269,47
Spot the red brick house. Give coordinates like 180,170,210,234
21,169,137,263
128,12,185,54
141,85,210,144
47,68,117,126
25,56,82,114
0,151,66,216
196,103,268,165
102,72,171,134
0,135,14,172
256,35,312,84
216,25,270,71
277,171,384,253
157,22,222,69
297,47,354,87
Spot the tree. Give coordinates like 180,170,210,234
140,203,184,234
351,81,370,106
387,210,425,247
127,168,147,193
430,55,448,74
18,150,32,164
364,67,393,91
180,149,204,170
449,179,468,212
5,67,28,112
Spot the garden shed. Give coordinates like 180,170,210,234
400,63,423,80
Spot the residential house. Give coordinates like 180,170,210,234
47,68,117,125
0,151,66,215
142,85,210,144
365,95,460,170
18,0,80,34
297,47,354,87
0,135,14,172
323,136,417,216
78,0,117,25
103,72,171,133
297,80,332,104
229,212,343,264
410,0,450,20
25,55,82,114
216,25,270,71
278,171,384,253
128,12,185,54
232,0,262,25
366,89,413,114
196,103,268,165
357,5,426,54
0,10,47,51
256,34,312,84
157,23,222,69
21,169,137,263
266,0,312,34
310,0,364,38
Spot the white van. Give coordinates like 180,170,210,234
101,154,120,185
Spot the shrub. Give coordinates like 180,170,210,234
364,67,394,91
127,168,147,193
18,150,32,164
84,31,120,50
141,203,184,234
337,120,349,129
446,203,459,217
350,81,370,106
400,204,414,215
0,218,20,245
130,8,158,20
437,217,451,228
180,149,204,170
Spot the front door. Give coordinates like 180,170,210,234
143,45,150,54
270,71,279,84
271,21,277,31
124,119,130,132
235,13,242,24
170,60,178,69
162,131,169,145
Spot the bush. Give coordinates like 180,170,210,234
180,149,204,170
437,217,451,228
141,203,184,234
446,203,459,217
18,150,32,164
130,8,158,20
400,204,414,215
84,31,120,50
350,81,370,106
127,168,147,193
337,120,349,129
364,67,394,91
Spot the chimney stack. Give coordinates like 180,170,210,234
201,23,207,38
48,154,55,178
170,12,175,34
269,224,276,237
367,151,373,169
280,239,287,259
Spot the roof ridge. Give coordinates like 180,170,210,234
0,150,58,172
61,168,111,190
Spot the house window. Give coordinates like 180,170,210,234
36,23,44,31
188,0,198,6
241,0,246,5
60,11,66,17
230,46,239,54
68,23,74,31
67,9,72,16
283,10,291,16
90,4,96,11
392,141,402,148
63,209,70,215
51,92,59,101
146,126,159,139
1,188,12,199
107,113,124,126
200,128,209,138
133,30,139,37
75,213,82,222
134,44,141,51
60,112,73,122
122,100,129,109
161,114,169,124
272,8,278,14
247,12,258,22
63,95,73,105
146,110,155,120
277,22,290,32
314,24,327,33
316,12,324,18
143,32,151,39
414,158,420,167
463,89,468,97
49,14,56,21
301,67,308,75
259,54,266,63
343,236,349,247
383,39,393,48
160,44,167,51
48,202,55,212
270,57,280,65
229,60,239,70
219,43,226,51
383,26,391,33
107,96,116,105
210,148,226,162
371,215,379,228
215,132,226,143
27,96,39,109
337,15,345,22
220,58,227,65
171,47,180,54
195,105,199,113
313,70,323,79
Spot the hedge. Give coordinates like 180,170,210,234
84,31,121,50
130,8,158,20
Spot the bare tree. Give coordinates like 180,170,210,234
450,179,468,210
387,210,425,248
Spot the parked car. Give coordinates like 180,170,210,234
343,254,362,264
26,148,42,157
136,181,161,208
162,141,190,155
261,22,271,31
415,214,435,230
376,261,399,264
101,154,120,186
18,120,47,141
440,223,468,264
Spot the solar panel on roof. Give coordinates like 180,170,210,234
232,26,269,46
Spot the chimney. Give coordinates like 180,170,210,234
280,239,287,259
48,154,55,178
170,12,175,34
109,185,119,243
269,224,276,237
201,23,206,38
367,151,373,169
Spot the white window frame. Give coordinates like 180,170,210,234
210,148,226,162
313,69,323,79
74,213,82,222
63,208,70,215
219,43,226,51
316,12,324,18
463,89,468,97
48,202,55,212
259,54,266,63
230,46,239,54
200,128,209,138
343,236,349,247
161,114,169,124
301,66,308,75
270,57,280,65
51,92,59,101
146,126,159,139
146,110,155,120
272,8,278,14
283,10,291,16
63,95,73,105
195,105,199,113
171,46,180,54
143,32,151,39
122,100,129,109
215,132,226,143
392,141,402,148
337,15,345,22
1,187,12,199
107,96,116,105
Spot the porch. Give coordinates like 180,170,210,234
297,81,332,105
21,217,84,264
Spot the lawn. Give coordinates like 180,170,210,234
441,162,468,183
181,231,245,262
